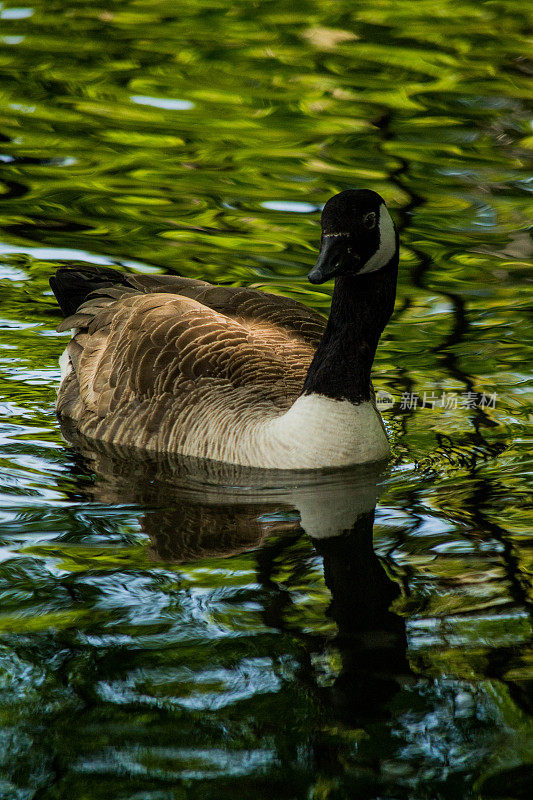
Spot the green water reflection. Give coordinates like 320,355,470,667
0,0,532,797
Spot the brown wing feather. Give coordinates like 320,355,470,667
57,278,325,453
86,274,326,346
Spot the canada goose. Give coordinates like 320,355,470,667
51,189,398,469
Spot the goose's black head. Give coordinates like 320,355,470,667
308,189,398,284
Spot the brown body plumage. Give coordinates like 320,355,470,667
55,271,330,462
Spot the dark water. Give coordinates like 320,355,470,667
0,1,532,797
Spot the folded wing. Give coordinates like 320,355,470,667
54,269,326,453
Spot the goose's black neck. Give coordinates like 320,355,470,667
302,255,398,403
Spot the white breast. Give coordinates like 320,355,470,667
249,394,390,469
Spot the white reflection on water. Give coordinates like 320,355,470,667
261,201,318,213
130,95,195,111
0,244,157,273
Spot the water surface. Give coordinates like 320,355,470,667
0,1,531,798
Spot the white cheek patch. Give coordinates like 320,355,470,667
359,204,396,274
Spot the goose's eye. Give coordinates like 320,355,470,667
363,212,377,229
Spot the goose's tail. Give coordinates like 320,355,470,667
49,265,129,316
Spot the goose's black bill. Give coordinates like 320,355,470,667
308,237,353,284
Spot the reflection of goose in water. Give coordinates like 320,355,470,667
313,508,411,726
65,431,384,561
66,435,411,726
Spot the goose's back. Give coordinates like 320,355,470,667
55,270,326,459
